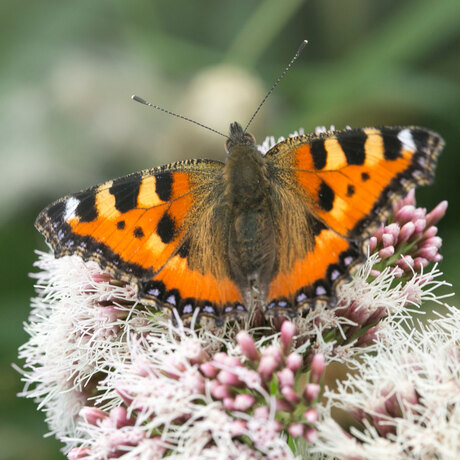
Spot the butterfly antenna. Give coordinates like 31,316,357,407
131,95,229,139
244,39,308,133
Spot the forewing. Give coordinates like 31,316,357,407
268,126,443,238
36,159,244,323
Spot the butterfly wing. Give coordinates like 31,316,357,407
264,126,443,313
36,159,244,324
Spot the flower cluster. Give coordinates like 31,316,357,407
66,321,324,459
369,189,447,278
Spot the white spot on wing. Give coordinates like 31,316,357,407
398,129,416,152
315,286,327,296
166,295,176,305
64,197,80,221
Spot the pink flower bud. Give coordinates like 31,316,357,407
382,233,394,248
277,368,295,388
413,208,426,220
425,200,448,227
370,401,396,437
370,269,381,277
200,362,218,378
188,347,209,365
68,447,91,459
217,370,240,386
234,394,256,411
399,221,415,242
379,246,395,259
373,223,385,239
369,236,378,252
282,385,300,403
211,383,232,399
395,205,415,223
280,321,296,352
310,354,326,383
286,353,303,373
304,408,318,423
258,355,278,380
224,356,243,368
413,257,429,270
305,427,317,443
383,392,402,418
305,383,320,402
223,397,236,410
115,385,133,406
109,406,131,428
263,345,283,363
254,406,269,419
384,223,399,241
91,273,113,283
236,331,259,362
276,398,294,412
213,352,228,364
423,236,442,249
391,266,404,278
416,246,438,260
349,406,367,423
423,226,438,238
414,218,426,233
230,419,247,436
397,255,414,271
288,423,304,438
80,407,107,426
403,188,416,206
399,385,419,409
356,325,381,347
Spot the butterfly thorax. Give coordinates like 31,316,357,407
223,122,276,309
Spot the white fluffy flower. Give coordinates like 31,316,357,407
312,303,460,460
16,251,156,440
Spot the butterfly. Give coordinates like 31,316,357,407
35,121,443,326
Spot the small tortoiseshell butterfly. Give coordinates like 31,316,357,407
36,118,443,326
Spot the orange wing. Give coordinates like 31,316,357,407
36,159,244,325
264,126,443,314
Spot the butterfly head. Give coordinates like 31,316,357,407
225,122,256,154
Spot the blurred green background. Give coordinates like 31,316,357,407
1,0,459,459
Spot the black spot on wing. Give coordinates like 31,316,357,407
117,220,125,230
380,127,402,160
310,139,327,169
337,129,367,165
346,184,355,197
317,180,335,211
157,212,177,243
155,172,173,202
75,190,98,222
133,226,144,239
109,173,142,213
361,172,370,181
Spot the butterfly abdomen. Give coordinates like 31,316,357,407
224,141,276,304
